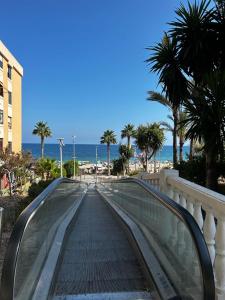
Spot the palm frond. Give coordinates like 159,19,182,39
147,91,172,108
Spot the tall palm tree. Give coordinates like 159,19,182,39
146,34,188,107
121,124,136,171
169,0,216,84
147,91,178,166
119,144,134,175
183,72,225,190
177,111,188,162
161,112,187,162
168,0,225,190
32,121,52,158
146,33,188,164
100,130,117,176
121,124,136,148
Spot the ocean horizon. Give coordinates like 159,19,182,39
22,143,190,163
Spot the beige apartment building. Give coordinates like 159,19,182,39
0,40,23,153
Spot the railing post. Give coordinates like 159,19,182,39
215,216,225,299
159,169,179,195
179,193,186,209
203,208,216,265
186,196,194,216
173,189,180,204
193,201,203,231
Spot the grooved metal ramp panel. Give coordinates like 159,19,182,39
52,189,151,296
54,291,152,299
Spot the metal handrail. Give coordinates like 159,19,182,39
0,177,84,300
101,177,215,300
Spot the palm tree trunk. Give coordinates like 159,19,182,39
128,136,131,149
127,136,130,173
206,148,218,191
179,136,184,162
189,138,193,160
173,110,178,166
154,154,157,173
41,137,44,158
107,144,110,176
123,160,126,176
219,141,224,162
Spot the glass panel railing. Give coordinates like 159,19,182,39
0,179,87,300
100,179,214,300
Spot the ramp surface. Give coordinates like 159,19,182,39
52,188,151,296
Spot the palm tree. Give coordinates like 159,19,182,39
161,112,187,162
135,123,164,172
146,34,188,164
168,0,225,189
160,118,173,134
147,0,225,190
183,72,225,190
121,124,136,171
119,144,134,175
121,124,136,148
147,91,178,165
177,111,188,162
32,121,52,158
100,130,117,176
169,0,216,84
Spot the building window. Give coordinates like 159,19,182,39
8,141,12,153
0,110,3,124
0,138,3,151
0,58,2,69
8,91,12,104
0,83,3,97
8,65,12,79
8,116,12,129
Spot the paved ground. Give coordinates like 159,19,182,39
52,188,150,296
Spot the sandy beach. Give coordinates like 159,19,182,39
78,160,173,175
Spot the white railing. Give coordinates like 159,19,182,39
158,169,225,300
139,172,160,189
97,175,119,183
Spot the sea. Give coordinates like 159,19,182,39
22,143,190,163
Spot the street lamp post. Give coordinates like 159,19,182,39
95,146,98,183
159,149,161,171
134,145,137,171
57,138,64,177
72,135,76,179
122,153,125,177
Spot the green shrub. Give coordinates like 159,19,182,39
175,156,206,186
176,156,225,192
35,158,66,179
111,158,124,175
129,170,139,176
28,180,53,199
63,160,79,178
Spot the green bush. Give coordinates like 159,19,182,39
63,160,79,178
175,156,206,186
176,156,225,192
129,170,139,176
111,158,124,175
35,158,66,179
28,180,53,199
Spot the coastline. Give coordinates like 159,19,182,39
22,143,189,164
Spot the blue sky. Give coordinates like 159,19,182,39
0,0,189,144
